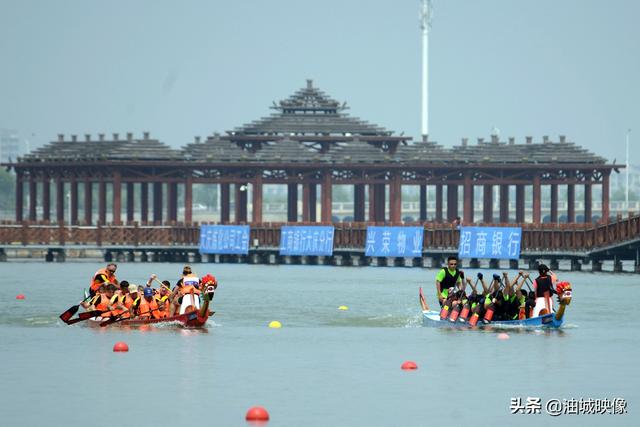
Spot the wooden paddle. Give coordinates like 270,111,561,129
64,310,108,325
59,294,94,324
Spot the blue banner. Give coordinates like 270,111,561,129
199,225,250,255
279,226,335,256
457,226,522,259
365,226,424,257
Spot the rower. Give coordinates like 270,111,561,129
155,281,172,318
136,287,161,319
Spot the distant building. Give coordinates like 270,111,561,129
0,129,27,163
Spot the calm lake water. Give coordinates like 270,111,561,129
0,262,637,427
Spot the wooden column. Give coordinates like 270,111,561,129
153,182,163,224
550,184,558,223
15,171,24,222
56,175,64,224
84,179,92,225
287,183,298,222
602,171,610,223
70,178,78,225
499,184,509,223
446,184,458,222
515,184,525,223
220,183,230,223
419,185,427,222
463,175,473,224
126,182,135,223
532,174,541,224
235,183,247,223
112,172,122,225
184,176,193,224
390,173,402,223
168,182,178,222
42,176,50,222
435,184,443,223
252,173,262,223
483,184,493,223
567,183,575,223
28,175,37,221
98,179,106,224
140,182,149,223
354,184,365,222
584,182,592,223
321,172,332,223
302,182,311,222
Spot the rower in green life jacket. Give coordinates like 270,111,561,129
435,256,464,307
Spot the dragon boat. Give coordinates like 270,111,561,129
419,282,572,329
62,284,217,329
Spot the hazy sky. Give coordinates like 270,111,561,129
1,0,638,162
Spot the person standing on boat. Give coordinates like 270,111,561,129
532,264,555,317
89,263,119,297
435,256,463,307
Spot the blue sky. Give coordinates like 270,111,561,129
1,0,638,161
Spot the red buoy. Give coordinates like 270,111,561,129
16,294,25,300
245,406,270,422
401,361,418,370
113,342,129,352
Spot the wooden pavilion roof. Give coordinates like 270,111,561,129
10,81,612,169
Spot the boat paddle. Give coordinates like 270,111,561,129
59,293,94,324
65,310,108,325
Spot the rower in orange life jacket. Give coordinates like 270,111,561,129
89,284,118,317
136,287,161,319
89,263,119,296
155,281,171,318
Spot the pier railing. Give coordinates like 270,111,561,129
2,215,640,252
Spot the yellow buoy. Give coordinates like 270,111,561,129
338,305,349,311
268,320,282,329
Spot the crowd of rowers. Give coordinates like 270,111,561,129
435,256,564,325
82,263,217,320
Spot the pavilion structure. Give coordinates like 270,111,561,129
7,80,615,226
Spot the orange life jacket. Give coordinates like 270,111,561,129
155,295,170,318
137,297,160,319
90,268,117,292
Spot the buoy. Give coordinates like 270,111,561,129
338,305,348,310
15,294,25,300
113,342,129,352
245,406,270,421
268,321,282,329
401,361,418,370
497,333,510,340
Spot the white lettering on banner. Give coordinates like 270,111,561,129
396,231,407,255
412,230,422,255
381,231,391,254
491,231,503,256
475,232,487,256
312,231,319,251
508,232,521,256
326,229,334,251
460,231,471,256
366,230,376,253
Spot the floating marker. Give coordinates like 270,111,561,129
338,305,349,310
268,321,282,329
245,406,270,421
15,294,25,300
401,361,418,370
497,333,510,340
113,342,129,352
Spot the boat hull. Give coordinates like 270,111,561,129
422,310,563,328
87,310,212,328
